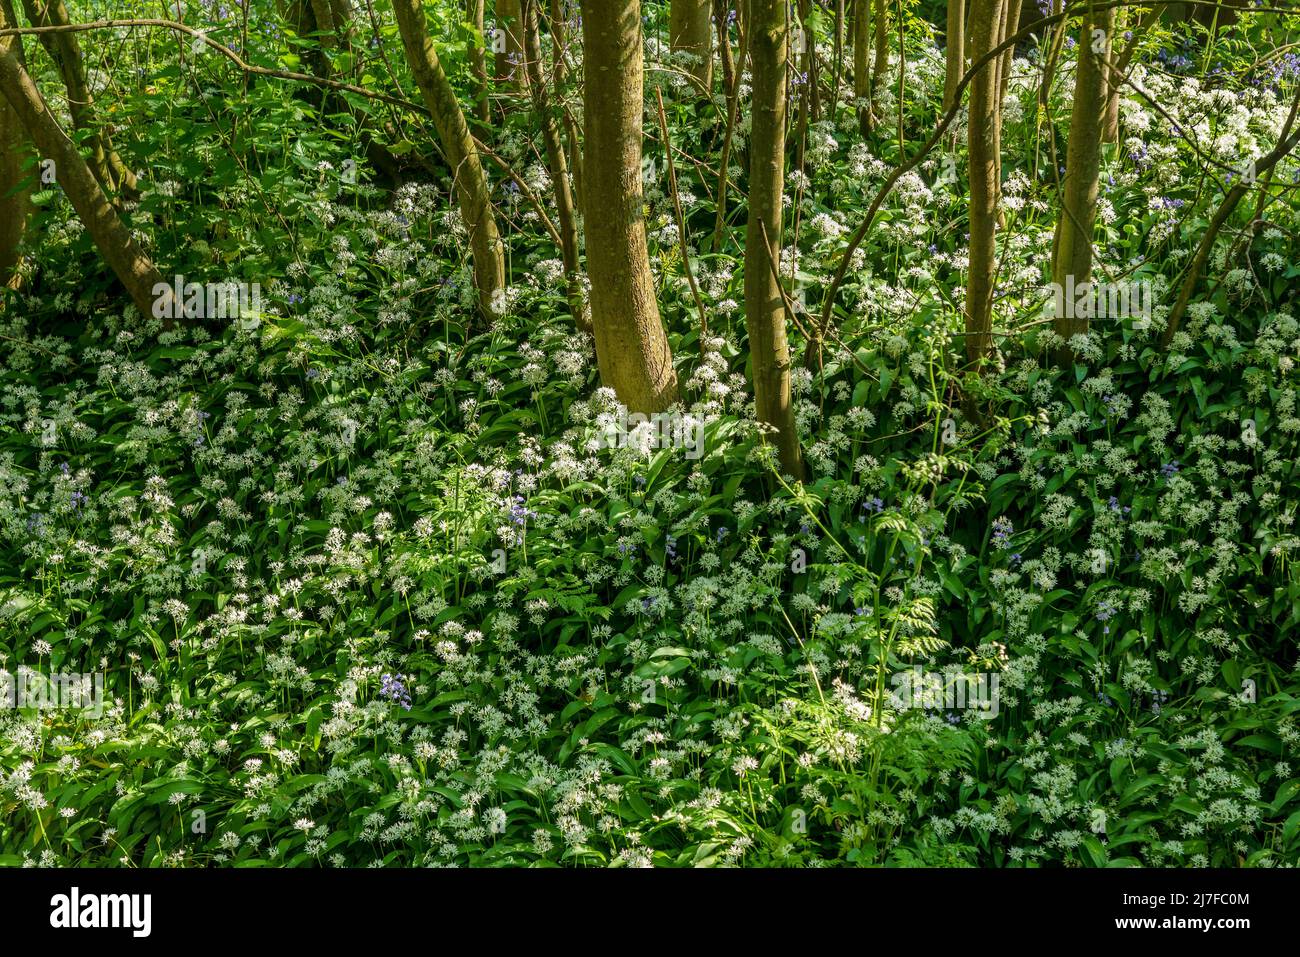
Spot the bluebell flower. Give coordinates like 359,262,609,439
509,495,537,526
379,673,412,711
991,516,1013,548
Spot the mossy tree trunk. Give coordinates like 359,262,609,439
308,0,338,45
991,0,1020,214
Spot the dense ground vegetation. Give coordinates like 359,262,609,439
2,0,1300,867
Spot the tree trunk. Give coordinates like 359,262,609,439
965,0,1003,366
714,0,736,99
830,0,845,121
281,0,409,185
21,0,137,200
469,0,491,122
1038,0,1066,110
853,0,871,134
0,0,31,285
943,0,965,114
870,0,887,117
712,10,749,250
523,0,587,330
997,0,1022,107
801,0,821,120
495,0,528,92
0,14,174,323
329,0,357,47
794,0,810,169
670,0,713,92
1101,6,1162,143
1050,5,1111,362
991,0,1006,104
580,0,678,413
309,0,338,45
392,0,506,320
745,0,804,479
548,0,583,213
992,0,1020,214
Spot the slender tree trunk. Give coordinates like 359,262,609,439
997,0,1022,107
0,15,174,322
21,0,137,199
712,12,749,250
830,0,845,121
580,0,678,413
794,0,810,169
329,0,357,47
870,0,887,115
853,0,871,134
965,0,1003,366
469,0,490,122
670,0,713,91
284,1,321,62
1038,0,1066,110
309,0,338,43
392,0,506,319
745,0,804,479
991,0,1007,104
0,0,31,286
943,0,965,114
1050,5,1111,362
801,0,820,121
714,0,736,98
523,0,587,330
992,0,1019,221
495,0,528,92
1101,5,1162,143
548,0,582,213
